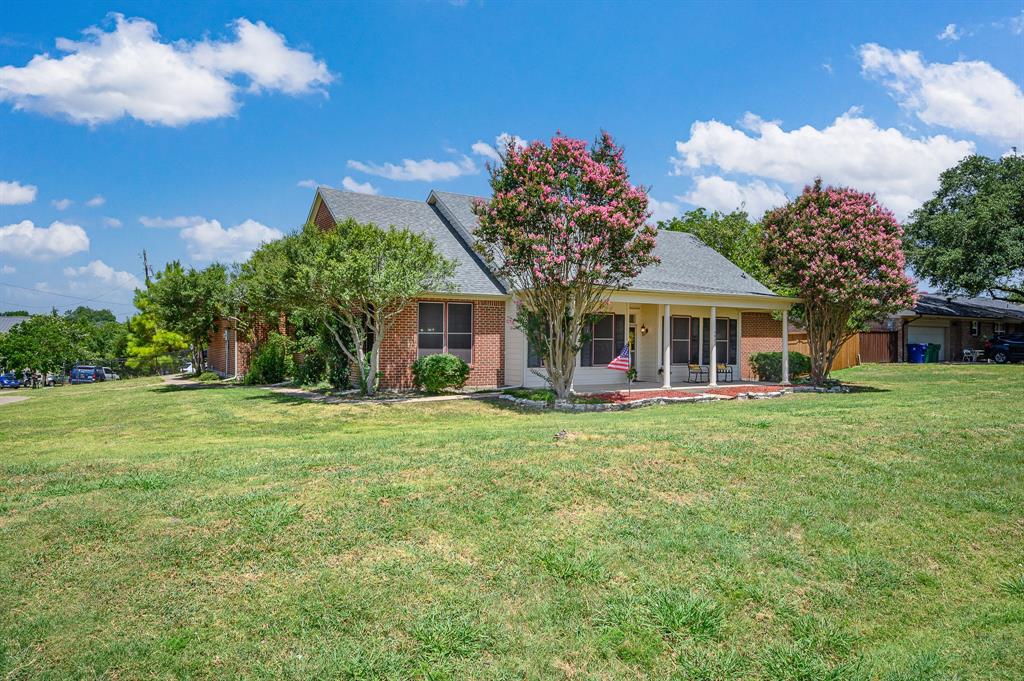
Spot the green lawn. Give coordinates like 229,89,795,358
1,365,1022,680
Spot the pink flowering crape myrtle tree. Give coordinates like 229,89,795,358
763,179,916,385
472,132,658,400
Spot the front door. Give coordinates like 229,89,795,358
628,323,637,368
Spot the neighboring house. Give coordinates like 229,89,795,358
208,188,798,388
872,294,1024,362
0,316,30,335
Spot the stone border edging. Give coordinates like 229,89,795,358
493,388,793,412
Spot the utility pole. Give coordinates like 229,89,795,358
142,249,153,286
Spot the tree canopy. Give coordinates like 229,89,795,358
764,179,916,384
0,314,88,374
147,261,230,370
472,131,657,399
904,154,1024,301
240,219,454,394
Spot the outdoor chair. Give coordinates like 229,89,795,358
687,364,708,383
716,363,734,382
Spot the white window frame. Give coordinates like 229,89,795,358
970,321,980,336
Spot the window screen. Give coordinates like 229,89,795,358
671,317,690,364
592,315,614,365
418,303,444,357
447,303,473,362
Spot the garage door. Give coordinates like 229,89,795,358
908,326,946,360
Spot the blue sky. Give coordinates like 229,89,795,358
1,0,1022,318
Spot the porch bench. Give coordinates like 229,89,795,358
687,364,708,382
716,363,734,382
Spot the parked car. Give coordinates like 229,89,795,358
0,373,21,389
69,365,105,384
102,367,119,380
984,333,1024,364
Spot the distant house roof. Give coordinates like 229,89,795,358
0,316,30,334
911,293,1024,320
315,188,782,299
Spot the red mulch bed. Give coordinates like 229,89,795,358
593,385,782,403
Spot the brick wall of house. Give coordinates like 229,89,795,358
740,312,783,380
314,199,334,231
207,318,275,377
378,298,505,389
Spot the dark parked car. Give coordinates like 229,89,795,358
0,373,21,389
984,333,1024,364
69,365,105,384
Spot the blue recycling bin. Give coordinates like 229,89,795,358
907,343,927,364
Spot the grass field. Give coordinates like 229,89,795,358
1,364,1022,679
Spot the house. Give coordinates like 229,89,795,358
879,294,1024,362
207,188,798,388
0,316,30,335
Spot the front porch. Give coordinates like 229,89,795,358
514,292,796,390
575,379,780,394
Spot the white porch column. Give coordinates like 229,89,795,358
662,304,672,388
709,306,718,386
781,309,790,385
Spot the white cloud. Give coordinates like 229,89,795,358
0,180,37,205
0,220,90,260
821,61,834,76
673,111,974,220
103,217,122,228
52,198,73,210
63,259,141,291
139,215,205,228
339,176,378,195
860,43,1024,145
937,23,962,41
472,132,528,163
296,179,319,189
85,195,105,207
1,265,15,274
1008,12,1024,35
347,154,477,182
647,197,680,223
677,176,789,218
180,218,282,262
0,14,332,127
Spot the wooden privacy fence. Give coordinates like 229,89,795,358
787,332,861,371
858,331,898,363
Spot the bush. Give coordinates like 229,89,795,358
196,371,221,382
748,351,811,382
292,333,349,389
411,353,470,393
244,332,293,385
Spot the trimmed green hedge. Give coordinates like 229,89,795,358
748,351,810,382
244,332,293,385
412,353,470,393
196,371,221,383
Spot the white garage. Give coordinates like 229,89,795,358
907,325,947,360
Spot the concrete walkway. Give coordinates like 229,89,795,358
0,395,29,406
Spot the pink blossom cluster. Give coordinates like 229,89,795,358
472,131,658,290
763,180,916,318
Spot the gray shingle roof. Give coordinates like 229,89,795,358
319,188,781,299
430,191,779,297
0,316,29,334
316,187,505,296
914,294,1024,320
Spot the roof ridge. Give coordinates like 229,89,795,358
318,186,428,206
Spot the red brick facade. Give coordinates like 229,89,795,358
379,298,505,389
313,199,334,230
207,318,276,377
740,312,783,380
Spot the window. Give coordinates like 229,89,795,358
701,317,738,364
417,302,473,362
671,316,690,364
581,314,625,366
970,321,979,336
995,322,1005,334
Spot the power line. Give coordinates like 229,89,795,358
0,281,137,307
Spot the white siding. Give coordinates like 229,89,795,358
503,298,525,387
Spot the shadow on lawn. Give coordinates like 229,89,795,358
151,383,236,393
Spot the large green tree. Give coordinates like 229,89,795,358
659,208,780,291
0,314,88,374
905,154,1024,301
125,288,189,374
241,220,454,395
147,261,230,371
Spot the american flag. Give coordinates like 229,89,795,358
607,344,630,372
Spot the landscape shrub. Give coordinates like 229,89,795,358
196,371,221,382
411,353,470,393
749,351,811,382
244,332,293,385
